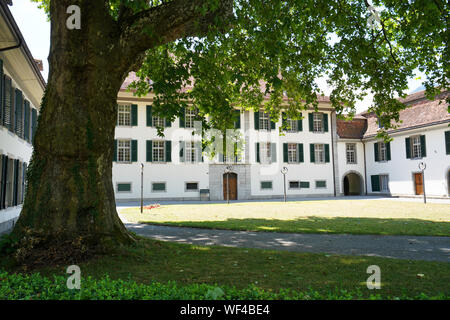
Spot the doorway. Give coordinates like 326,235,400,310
343,172,362,196
223,172,237,200
414,172,423,195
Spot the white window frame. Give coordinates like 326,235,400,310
259,111,270,131
346,143,357,164
411,136,422,159
260,142,272,164
288,143,298,163
185,108,197,128
314,144,325,163
313,113,323,132
117,139,131,163
152,141,165,163
378,142,387,162
286,118,297,132
185,141,197,163
152,115,165,128
117,104,131,126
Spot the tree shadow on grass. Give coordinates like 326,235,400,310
138,216,450,237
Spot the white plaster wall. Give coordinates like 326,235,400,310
337,140,366,194
365,123,450,197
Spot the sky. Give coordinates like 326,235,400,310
9,1,425,114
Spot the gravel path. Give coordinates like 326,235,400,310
125,222,450,262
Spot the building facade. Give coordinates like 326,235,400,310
0,2,45,233
114,75,450,201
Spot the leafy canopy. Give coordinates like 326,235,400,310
32,0,449,138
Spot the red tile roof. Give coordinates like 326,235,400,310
336,118,367,139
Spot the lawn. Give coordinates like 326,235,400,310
120,199,450,236
2,237,449,299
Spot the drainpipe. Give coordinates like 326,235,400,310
362,139,368,195
330,110,337,197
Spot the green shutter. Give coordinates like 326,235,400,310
131,140,138,162
323,113,328,132
113,140,117,162
165,117,172,127
12,160,19,206
445,131,450,155
308,113,313,132
386,141,391,161
420,135,426,157
254,111,259,130
31,108,37,142
371,175,380,192
325,144,330,162
146,105,152,126
179,141,185,162
281,112,287,130
131,104,138,126
256,143,260,163
179,107,185,128
405,137,411,159
270,119,276,130
283,143,288,162
146,140,152,162
23,100,30,142
165,141,172,162
310,144,315,163
298,144,304,162
297,114,302,131
234,110,241,129
374,142,379,162
15,89,23,137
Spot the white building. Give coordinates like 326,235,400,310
114,74,450,201
0,2,45,233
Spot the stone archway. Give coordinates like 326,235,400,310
342,171,364,196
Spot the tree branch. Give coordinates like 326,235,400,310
118,0,233,71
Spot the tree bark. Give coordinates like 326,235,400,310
10,0,233,255
12,1,134,248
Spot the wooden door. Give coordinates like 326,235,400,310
223,173,237,200
414,173,423,195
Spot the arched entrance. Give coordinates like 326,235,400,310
223,172,237,200
343,172,363,196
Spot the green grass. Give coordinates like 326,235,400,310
2,238,448,299
120,199,450,236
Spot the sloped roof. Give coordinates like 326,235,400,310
336,118,367,139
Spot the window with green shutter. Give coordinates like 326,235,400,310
283,143,288,162
310,144,315,163
15,89,23,138
405,137,411,159
323,113,328,132
146,140,152,162
260,181,272,189
256,143,260,163
298,143,304,162
324,144,330,162
23,100,30,142
254,111,260,130
117,183,131,192
420,135,426,157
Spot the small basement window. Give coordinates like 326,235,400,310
315,180,326,188
261,181,273,190
117,183,131,192
300,181,310,188
185,182,199,191
152,182,166,192
289,181,300,189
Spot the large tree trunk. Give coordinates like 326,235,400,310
11,1,135,253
